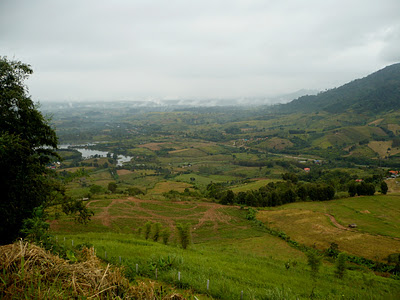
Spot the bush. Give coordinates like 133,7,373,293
90,184,104,194
161,228,171,245
335,253,347,279
20,206,51,246
325,242,339,258
306,250,322,278
152,222,162,242
108,182,117,193
380,181,388,195
176,223,191,249
144,222,152,240
127,187,144,196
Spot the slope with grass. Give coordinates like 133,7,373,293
54,231,399,299
48,195,400,299
278,63,400,114
257,194,400,261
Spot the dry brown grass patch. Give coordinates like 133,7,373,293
258,209,400,261
138,143,165,151
0,240,184,299
117,169,133,176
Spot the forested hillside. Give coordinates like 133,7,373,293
277,63,400,114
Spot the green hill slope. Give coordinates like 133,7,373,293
279,63,400,114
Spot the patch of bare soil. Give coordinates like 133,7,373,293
386,179,400,193
326,213,400,241
117,169,133,176
137,143,164,151
196,203,232,231
324,214,351,231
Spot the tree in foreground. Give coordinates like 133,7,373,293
176,223,191,249
152,222,162,242
0,57,92,245
306,249,322,278
144,221,152,240
161,227,171,245
335,253,347,279
380,181,388,195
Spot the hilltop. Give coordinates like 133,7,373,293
277,63,400,114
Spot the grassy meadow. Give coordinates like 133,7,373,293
49,193,400,299
257,194,400,261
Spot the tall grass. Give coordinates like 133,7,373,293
60,232,400,299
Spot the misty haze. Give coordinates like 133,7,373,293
1,1,400,299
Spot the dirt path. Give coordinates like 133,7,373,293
324,214,351,231
325,213,400,241
259,209,400,260
94,199,126,227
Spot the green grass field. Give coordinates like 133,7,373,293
258,194,400,261
50,194,400,299
55,231,400,299
230,178,279,193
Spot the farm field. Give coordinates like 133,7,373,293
49,195,400,299
257,194,400,260
57,231,400,300
39,102,400,298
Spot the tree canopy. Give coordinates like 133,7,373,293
0,57,91,244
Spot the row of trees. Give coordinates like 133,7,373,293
139,221,191,249
208,181,336,207
207,171,387,208
348,181,386,196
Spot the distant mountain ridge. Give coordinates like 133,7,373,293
278,63,400,114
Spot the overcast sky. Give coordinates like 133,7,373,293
1,0,400,103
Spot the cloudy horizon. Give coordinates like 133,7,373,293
1,0,399,103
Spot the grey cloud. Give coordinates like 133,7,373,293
1,0,399,101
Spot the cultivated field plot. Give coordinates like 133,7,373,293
258,194,400,260
369,141,400,157
230,178,278,193
51,198,258,243
150,181,194,194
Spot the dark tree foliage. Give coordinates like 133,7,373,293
335,253,347,279
213,178,338,208
282,172,298,183
220,190,235,205
176,223,191,249
348,180,378,197
393,138,400,148
348,181,357,197
0,57,92,244
107,182,117,193
380,181,388,195
356,182,375,196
